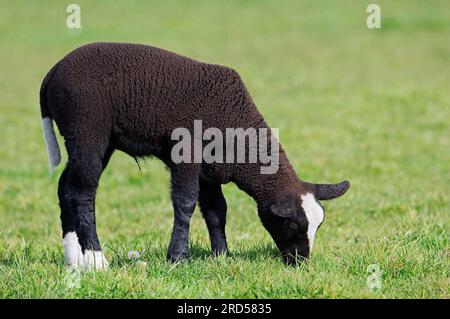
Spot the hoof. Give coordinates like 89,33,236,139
63,232,108,271
83,250,109,271
212,247,229,256
167,251,190,263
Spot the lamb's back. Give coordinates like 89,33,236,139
47,42,264,138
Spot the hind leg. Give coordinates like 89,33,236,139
59,145,113,270
199,178,228,255
59,166,83,268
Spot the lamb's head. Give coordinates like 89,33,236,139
261,180,350,265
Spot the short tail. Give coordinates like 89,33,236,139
42,117,61,175
40,64,61,175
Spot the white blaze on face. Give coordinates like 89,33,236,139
301,193,324,252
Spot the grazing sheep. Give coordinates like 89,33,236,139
40,42,350,269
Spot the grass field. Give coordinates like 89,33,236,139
0,0,449,298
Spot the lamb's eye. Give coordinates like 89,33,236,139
286,220,299,232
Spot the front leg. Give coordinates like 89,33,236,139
167,165,200,263
199,178,228,255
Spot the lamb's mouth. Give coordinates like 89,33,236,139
281,249,309,265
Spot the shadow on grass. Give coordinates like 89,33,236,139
105,241,281,267
189,243,281,262
0,241,281,270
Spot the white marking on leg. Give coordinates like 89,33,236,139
83,250,109,271
63,232,84,268
301,193,324,252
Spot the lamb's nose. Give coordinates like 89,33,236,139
282,249,309,266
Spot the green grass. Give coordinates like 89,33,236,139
0,0,449,298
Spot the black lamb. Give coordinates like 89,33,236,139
40,42,349,269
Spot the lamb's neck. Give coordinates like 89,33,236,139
232,147,302,208
227,98,303,207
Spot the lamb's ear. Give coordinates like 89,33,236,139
314,180,350,200
269,198,297,218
